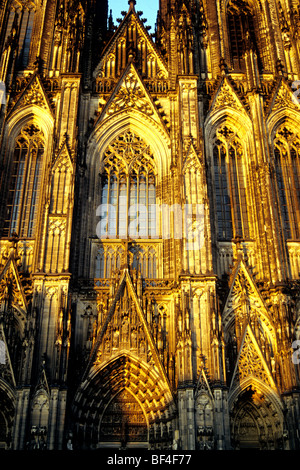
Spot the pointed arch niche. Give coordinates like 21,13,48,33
267,109,300,278
2,123,44,238
0,380,15,450
272,122,300,240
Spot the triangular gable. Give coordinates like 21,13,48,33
195,366,213,401
229,324,277,393
98,62,169,130
7,73,54,117
222,257,275,338
182,139,203,172
266,77,300,115
33,362,50,398
83,269,170,387
209,76,249,116
0,256,28,314
93,3,167,80
52,137,74,170
0,322,16,388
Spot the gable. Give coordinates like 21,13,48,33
7,74,54,118
229,324,277,393
83,269,170,388
52,137,74,170
98,62,169,130
209,77,249,116
93,4,167,80
222,258,275,340
266,77,300,116
0,257,28,316
182,139,203,172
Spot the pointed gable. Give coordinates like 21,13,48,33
182,139,203,172
195,365,213,400
0,256,28,316
209,76,249,116
83,269,170,386
94,2,167,81
266,77,300,116
52,136,74,170
98,62,169,130
229,324,277,392
7,73,54,117
222,257,275,339
33,361,50,398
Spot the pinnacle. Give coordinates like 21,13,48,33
128,0,136,10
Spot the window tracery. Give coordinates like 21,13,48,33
213,126,249,240
2,1,36,69
95,244,158,279
274,125,300,240
227,0,262,72
99,131,157,240
4,123,44,238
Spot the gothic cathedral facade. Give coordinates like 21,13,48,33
0,0,300,451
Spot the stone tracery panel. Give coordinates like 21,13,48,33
99,131,157,240
273,124,300,240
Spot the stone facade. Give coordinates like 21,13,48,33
0,0,300,451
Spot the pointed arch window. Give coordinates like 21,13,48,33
227,0,262,72
274,126,300,239
17,5,35,69
213,127,249,240
4,124,44,238
99,131,157,239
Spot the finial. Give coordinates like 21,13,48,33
128,0,136,10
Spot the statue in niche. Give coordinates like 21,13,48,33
112,328,119,348
121,316,129,343
131,328,137,348
104,337,111,354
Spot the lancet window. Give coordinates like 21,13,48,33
4,123,44,238
213,127,249,240
18,6,35,68
227,0,262,72
274,125,300,239
2,2,35,69
99,131,157,239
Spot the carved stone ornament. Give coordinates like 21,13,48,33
107,71,153,116
213,82,242,112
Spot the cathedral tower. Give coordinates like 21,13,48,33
0,0,300,450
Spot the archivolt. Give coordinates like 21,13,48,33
229,382,284,449
267,109,300,147
205,107,253,146
4,105,54,144
72,353,174,429
87,109,171,179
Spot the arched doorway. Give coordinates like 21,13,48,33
72,354,174,450
230,386,284,450
99,388,148,448
233,403,260,449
